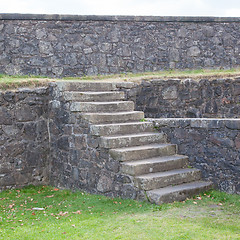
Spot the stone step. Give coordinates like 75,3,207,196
109,143,177,162
64,91,125,102
81,111,144,124
70,101,134,112
147,181,213,205
121,155,189,176
90,122,154,136
100,132,166,148
135,168,202,191
57,81,118,92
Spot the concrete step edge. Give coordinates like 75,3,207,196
110,143,175,152
135,168,201,179
147,181,213,204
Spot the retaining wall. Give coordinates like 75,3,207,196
0,78,239,195
149,118,240,194
0,87,50,190
1,14,240,77
123,78,240,118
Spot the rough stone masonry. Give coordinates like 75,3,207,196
1,14,240,77
0,78,239,195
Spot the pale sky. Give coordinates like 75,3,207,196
0,0,240,17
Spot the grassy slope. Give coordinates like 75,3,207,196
1,68,240,90
0,186,239,240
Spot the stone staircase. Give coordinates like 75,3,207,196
61,82,212,205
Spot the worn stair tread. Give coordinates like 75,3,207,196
147,181,213,204
90,121,154,136
136,168,201,179
92,121,152,127
81,111,143,116
122,155,188,166
64,91,125,101
147,181,212,196
135,168,202,190
110,143,174,152
67,91,123,95
110,143,176,162
70,101,134,112
81,111,144,124
101,132,163,139
121,155,189,176
100,132,166,148
73,101,131,104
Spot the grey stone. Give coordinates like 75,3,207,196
2,125,19,136
188,46,201,57
0,107,12,125
15,105,37,122
162,86,178,100
225,120,240,130
97,175,113,193
39,41,53,55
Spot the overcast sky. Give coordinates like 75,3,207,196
1,0,240,17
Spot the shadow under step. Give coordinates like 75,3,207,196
135,168,202,190
109,143,177,162
147,181,213,205
70,101,134,112
81,111,144,124
64,91,125,102
121,155,189,176
100,132,166,148
90,122,154,136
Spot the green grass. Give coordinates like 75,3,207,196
0,74,49,90
1,68,240,90
0,186,239,240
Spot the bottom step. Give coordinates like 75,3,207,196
147,181,213,205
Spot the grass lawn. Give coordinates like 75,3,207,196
1,68,240,90
0,186,239,240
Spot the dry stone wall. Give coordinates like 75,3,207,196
1,14,240,77
0,87,50,190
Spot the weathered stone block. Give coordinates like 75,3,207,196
97,175,113,193
15,105,37,122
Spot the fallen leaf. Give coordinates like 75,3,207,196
58,211,68,216
72,210,81,214
193,201,197,204
53,188,59,191
46,195,54,198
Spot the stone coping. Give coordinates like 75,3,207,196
147,118,240,130
1,13,240,22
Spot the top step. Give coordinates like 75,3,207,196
56,81,135,92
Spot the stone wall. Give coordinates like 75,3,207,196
0,87,50,190
0,79,239,195
1,14,240,77
149,118,240,194
123,78,240,118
